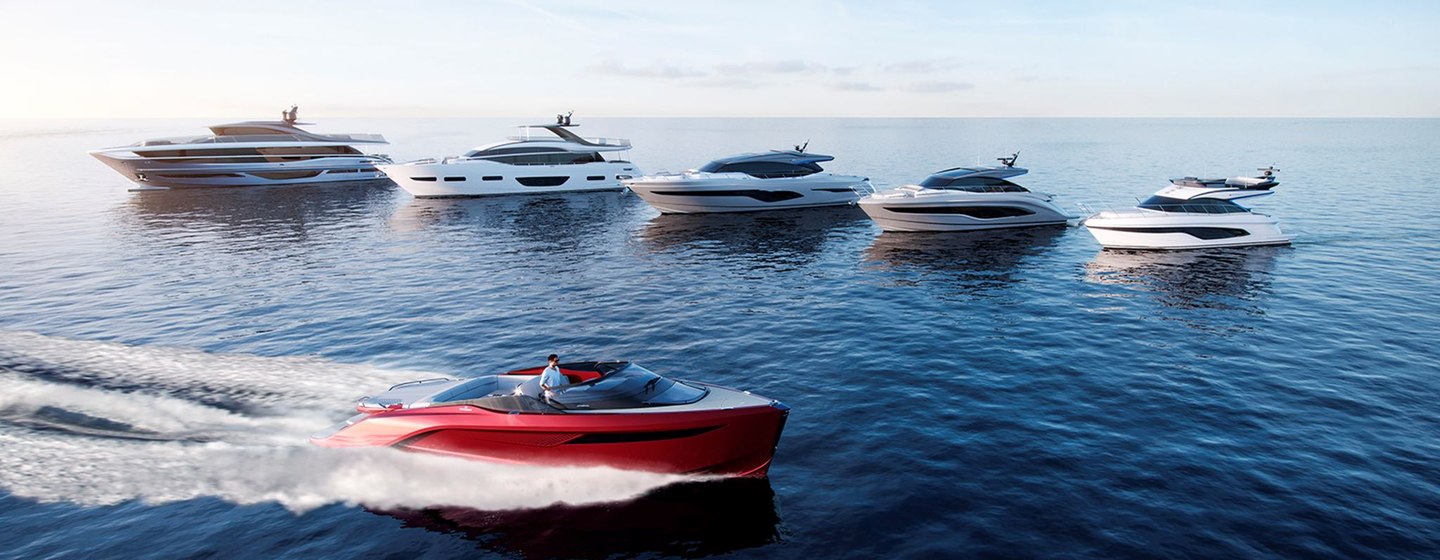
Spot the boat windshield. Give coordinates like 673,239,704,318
1137,195,1249,214
434,362,707,413
919,175,1029,192
549,363,708,410
698,160,822,178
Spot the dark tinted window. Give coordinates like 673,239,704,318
464,146,566,157
1138,196,1248,214
885,206,1035,218
919,176,1029,192
700,161,822,178
488,152,605,165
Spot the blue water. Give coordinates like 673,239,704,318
1,118,1438,559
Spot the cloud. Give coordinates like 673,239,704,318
682,78,767,89
591,60,707,79
905,81,976,93
1014,75,1072,83
715,60,831,75
884,59,965,73
832,81,885,92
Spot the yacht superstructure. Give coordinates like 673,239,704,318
1082,167,1292,250
380,115,640,198
624,146,870,214
90,107,390,190
858,154,1074,232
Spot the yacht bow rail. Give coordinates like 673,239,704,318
504,134,632,148
849,180,878,200
134,133,385,146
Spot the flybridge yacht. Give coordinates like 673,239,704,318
312,360,790,477
858,153,1074,232
90,107,390,190
380,114,640,197
1082,166,1292,250
624,144,870,214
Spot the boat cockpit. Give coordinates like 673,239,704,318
411,361,710,414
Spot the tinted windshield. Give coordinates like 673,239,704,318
698,160,821,178
918,176,1029,192
1138,196,1248,214
551,363,708,410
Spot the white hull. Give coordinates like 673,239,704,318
625,173,868,214
381,159,640,197
90,152,388,190
1083,210,1292,250
858,188,1074,232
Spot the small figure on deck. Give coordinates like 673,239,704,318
562,111,573,126
539,353,567,401
282,105,299,125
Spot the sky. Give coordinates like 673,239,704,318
0,0,1436,118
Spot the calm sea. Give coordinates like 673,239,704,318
0,118,1437,559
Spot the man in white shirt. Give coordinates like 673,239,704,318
539,354,567,402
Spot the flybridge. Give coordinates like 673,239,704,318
506,124,632,149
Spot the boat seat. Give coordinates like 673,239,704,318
563,369,603,383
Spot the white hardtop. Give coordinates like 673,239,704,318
1153,184,1277,202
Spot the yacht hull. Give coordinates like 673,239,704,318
625,173,868,214
313,385,789,477
381,160,641,198
858,190,1074,232
90,152,389,190
1083,212,1292,250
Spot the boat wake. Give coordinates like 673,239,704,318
0,331,695,512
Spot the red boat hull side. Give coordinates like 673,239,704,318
313,404,789,477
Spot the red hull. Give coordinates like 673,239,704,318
314,400,789,476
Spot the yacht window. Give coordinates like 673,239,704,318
1137,196,1248,214
700,161,822,178
213,127,287,136
464,146,566,158
135,147,269,164
490,153,607,166
919,176,1029,192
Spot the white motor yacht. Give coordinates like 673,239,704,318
1082,167,1292,250
90,107,390,190
380,114,640,198
858,153,1074,232
624,145,869,214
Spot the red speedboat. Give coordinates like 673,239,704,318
311,361,789,477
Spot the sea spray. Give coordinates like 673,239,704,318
0,332,696,512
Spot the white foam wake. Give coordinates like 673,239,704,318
0,430,692,513
0,332,695,512
0,330,425,410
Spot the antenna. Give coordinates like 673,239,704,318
997,151,1019,168
795,140,809,153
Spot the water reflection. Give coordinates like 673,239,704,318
1084,247,1284,309
389,191,638,244
637,206,867,264
863,226,1066,295
118,181,395,243
374,478,783,559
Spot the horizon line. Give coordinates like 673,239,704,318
2,115,1437,120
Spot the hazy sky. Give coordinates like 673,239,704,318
1,0,1436,118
